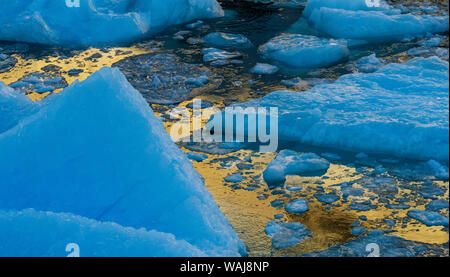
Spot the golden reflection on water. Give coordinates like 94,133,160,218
0,46,152,100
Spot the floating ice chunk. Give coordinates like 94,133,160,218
0,82,38,134
186,20,204,29
0,67,245,257
114,53,221,105
407,209,449,227
259,34,350,68
202,48,243,63
250,63,279,75
315,193,340,204
285,199,310,214
281,77,310,90
351,54,384,73
270,199,285,208
349,203,374,211
386,204,410,210
265,221,312,249
304,229,440,257
221,57,449,161
302,0,449,43
263,150,330,187
408,47,430,56
0,209,205,257
426,200,449,212
321,153,341,161
305,7,448,43
245,0,307,8
10,73,68,94
286,185,303,192
203,33,253,49
0,0,224,47
425,160,449,180
0,54,17,73
351,227,367,236
419,36,444,47
303,0,393,19
187,152,208,162
173,30,192,41
224,173,244,183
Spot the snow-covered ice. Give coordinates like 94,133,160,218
263,150,330,187
0,0,224,47
258,34,350,68
221,57,449,162
0,67,245,257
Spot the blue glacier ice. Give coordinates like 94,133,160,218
0,0,224,47
218,57,449,162
0,67,245,257
302,0,449,42
0,209,206,257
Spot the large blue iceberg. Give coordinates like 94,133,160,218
0,0,224,47
0,67,245,257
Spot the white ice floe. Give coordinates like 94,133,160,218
0,67,245,257
0,0,224,47
258,34,350,68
